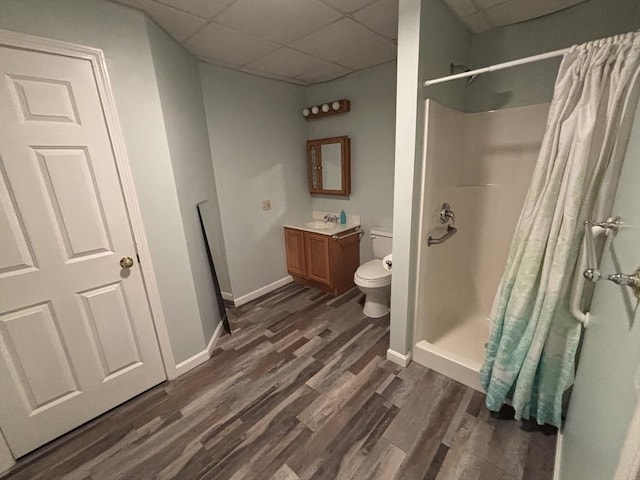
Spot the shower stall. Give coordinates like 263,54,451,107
412,99,550,390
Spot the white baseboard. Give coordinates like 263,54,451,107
553,429,563,480
387,348,412,367
233,276,293,307
221,291,233,302
174,320,223,377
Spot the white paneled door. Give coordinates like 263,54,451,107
0,44,165,457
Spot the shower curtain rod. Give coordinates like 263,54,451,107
423,47,571,87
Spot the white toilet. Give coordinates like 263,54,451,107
354,227,392,318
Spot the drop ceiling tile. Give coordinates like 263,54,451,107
442,0,476,18
338,42,396,70
474,0,508,9
485,0,585,27
295,63,352,83
321,0,377,13
137,0,207,41
185,23,279,67
244,47,339,78
112,0,143,9
152,0,237,19
290,18,388,63
216,0,341,44
352,0,399,40
239,66,311,85
461,11,492,33
198,56,242,70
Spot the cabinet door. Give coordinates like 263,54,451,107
306,136,351,196
329,229,361,294
284,228,306,277
307,142,321,193
304,233,331,285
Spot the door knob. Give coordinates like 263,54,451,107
119,256,134,269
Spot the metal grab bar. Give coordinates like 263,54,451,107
332,227,363,241
569,217,619,326
427,225,457,247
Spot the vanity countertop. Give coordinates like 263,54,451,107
283,221,361,236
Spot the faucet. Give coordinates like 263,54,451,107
439,203,455,225
324,213,339,223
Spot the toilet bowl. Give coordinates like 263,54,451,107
354,227,392,318
354,260,391,317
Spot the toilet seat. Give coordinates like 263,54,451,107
354,259,391,287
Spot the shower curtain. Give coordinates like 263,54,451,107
480,32,640,427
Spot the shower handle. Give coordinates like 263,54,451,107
439,203,455,224
584,266,640,298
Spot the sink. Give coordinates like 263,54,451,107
304,221,336,230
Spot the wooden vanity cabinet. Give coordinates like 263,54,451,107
284,227,360,296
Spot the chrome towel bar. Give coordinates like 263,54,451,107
581,217,639,299
332,227,363,241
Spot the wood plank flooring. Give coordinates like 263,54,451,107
2,283,556,480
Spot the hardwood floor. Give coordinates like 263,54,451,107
2,283,556,480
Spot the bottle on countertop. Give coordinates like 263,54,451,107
340,210,346,224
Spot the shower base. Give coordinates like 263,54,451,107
413,316,490,392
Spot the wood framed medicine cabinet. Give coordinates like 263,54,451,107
307,136,351,196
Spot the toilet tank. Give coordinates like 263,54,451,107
371,227,392,259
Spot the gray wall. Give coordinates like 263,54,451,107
0,0,210,363
145,18,225,342
420,0,472,111
306,62,397,262
199,64,311,301
559,94,640,480
465,0,640,112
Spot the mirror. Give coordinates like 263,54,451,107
307,136,351,195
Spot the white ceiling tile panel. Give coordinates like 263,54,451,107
352,0,399,40
112,0,143,9
216,0,342,43
137,0,207,40
185,22,279,66
290,18,388,62
484,0,586,27
473,0,508,9
197,56,244,70
461,11,492,33
443,0,477,18
239,66,311,85
321,0,378,13
338,43,396,70
295,63,352,83
152,0,237,19
244,48,339,78
108,0,589,85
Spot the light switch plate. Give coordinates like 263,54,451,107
262,200,271,211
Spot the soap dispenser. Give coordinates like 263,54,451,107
340,210,346,224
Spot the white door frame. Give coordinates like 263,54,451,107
0,29,177,383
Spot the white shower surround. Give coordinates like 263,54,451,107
413,100,550,391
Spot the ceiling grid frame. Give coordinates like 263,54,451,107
112,0,588,85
